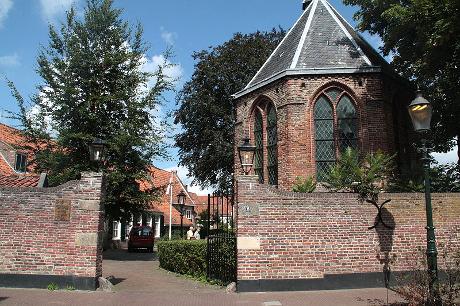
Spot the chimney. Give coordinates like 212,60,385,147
302,0,312,10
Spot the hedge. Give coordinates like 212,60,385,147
157,240,207,278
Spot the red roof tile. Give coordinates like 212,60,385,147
0,174,41,187
142,166,208,226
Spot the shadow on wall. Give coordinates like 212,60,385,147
374,206,396,288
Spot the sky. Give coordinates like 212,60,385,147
0,0,457,193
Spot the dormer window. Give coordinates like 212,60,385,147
15,153,27,173
185,209,192,220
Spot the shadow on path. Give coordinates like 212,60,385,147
103,248,156,262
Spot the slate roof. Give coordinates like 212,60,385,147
234,0,389,99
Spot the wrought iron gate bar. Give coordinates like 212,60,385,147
206,192,236,284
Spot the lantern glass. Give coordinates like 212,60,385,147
238,137,256,175
408,91,432,132
89,138,107,161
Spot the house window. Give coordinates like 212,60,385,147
254,110,264,183
266,105,278,185
15,153,27,173
186,209,192,220
154,215,161,238
314,87,359,181
113,221,119,239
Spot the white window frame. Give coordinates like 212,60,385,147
186,209,192,220
112,221,121,240
154,215,161,238
15,153,27,173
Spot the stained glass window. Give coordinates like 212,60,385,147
254,110,264,183
266,105,278,186
337,95,358,153
314,96,335,181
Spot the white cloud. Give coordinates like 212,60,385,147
165,165,214,195
39,0,75,22
143,54,183,81
0,0,13,29
0,53,19,66
160,26,177,45
433,146,458,165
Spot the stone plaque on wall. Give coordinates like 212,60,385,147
55,199,71,221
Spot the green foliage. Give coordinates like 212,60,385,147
65,285,75,291
343,0,460,158
325,148,395,201
389,162,460,193
47,283,59,291
7,0,173,220
292,176,316,193
157,240,207,278
174,29,285,190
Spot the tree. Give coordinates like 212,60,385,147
8,0,173,220
174,29,285,190
343,0,460,162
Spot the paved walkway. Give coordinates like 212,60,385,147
0,249,403,306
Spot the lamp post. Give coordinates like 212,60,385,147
177,190,186,239
237,137,256,175
407,90,438,302
89,138,107,163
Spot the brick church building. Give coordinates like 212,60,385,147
233,0,416,190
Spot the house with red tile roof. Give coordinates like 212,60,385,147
110,166,208,243
0,123,47,187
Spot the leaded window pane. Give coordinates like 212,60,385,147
266,106,278,186
337,95,358,153
325,88,342,102
314,96,333,119
254,111,264,184
314,98,335,181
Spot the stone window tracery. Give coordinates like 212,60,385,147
314,87,359,181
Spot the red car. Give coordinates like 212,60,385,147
127,225,155,252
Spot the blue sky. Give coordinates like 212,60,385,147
0,0,457,192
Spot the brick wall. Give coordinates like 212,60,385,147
0,172,105,290
236,175,460,291
234,73,415,190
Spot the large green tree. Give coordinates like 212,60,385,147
9,0,172,219
174,29,285,190
344,0,460,161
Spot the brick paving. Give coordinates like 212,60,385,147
0,249,403,306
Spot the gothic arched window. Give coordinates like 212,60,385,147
253,110,264,184
313,87,359,181
337,95,358,153
314,96,335,181
250,100,278,186
266,105,278,186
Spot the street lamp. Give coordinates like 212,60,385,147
177,190,186,239
408,90,438,302
237,137,256,175
89,138,107,162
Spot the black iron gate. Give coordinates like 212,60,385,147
206,192,236,284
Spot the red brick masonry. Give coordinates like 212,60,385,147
0,172,105,290
236,175,460,290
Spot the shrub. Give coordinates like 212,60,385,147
47,282,59,291
157,240,207,278
394,246,460,305
325,147,395,201
292,176,316,193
